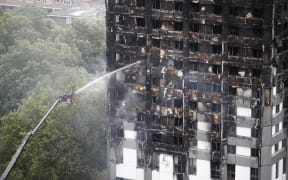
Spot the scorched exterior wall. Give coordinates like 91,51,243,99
106,0,288,179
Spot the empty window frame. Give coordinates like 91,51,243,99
152,38,160,48
115,0,123,5
251,128,259,138
188,81,198,90
213,24,223,34
211,162,220,178
227,105,235,114
229,26,239,35
228,46,240,56
174,98,183,107
174,21,183,31
212,123,221,132
136,0,145,7
212,103,221,113
189,62,199,71
212,45,222,55
171,72,182,85
228,66,239,75
191,2,200,12
276,161,279,178
252,49,263,58
174,60,183,69
212,65,221,74
227,164,235,179
117,127,124,137
228,86,237,95
251,168,258,180
275,143,279,152
174,117,183,127
213,84,221,93
283,158,286,174
152,19,161,29
188,158,197,175
227,145,236,154
276,122,280,133
252,69,261,78
152,0,160,9
190,23,199,32
253,28,263,38
189,101,197,110
175,1,183,11
152,133,162,142
251,148,258,157
212,141,221,151
137,37,146,46
175,41,184,50
190,42,199,52
205,83,212,92
283,140,287,150
214,5,222,15
136,17,145,27
137,150,145,167
174,136,183,145
253,8,263,18
230,6,241,16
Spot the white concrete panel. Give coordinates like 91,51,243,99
235,165,250,180
236,126,251,137
116,164,136,179
159,172,173,180
152,170,160,180
198,121,211,132
116,165,144,180
152,154,174,180
123,148,137,166
159,154,173,173
236,146,251,156
152,170,173,180
280,102,283,112
279,159,283,180
272,125,276,135
280,121,283,131
273,87,277,96
237,107,251,117
124,130,137,139
189,175,197,180
279,141,283,149
198,140,211,151
273,106,276,116
272,163,276,180
189,175,212,180
272,145,275,154
196,160,211,180
136,168,145,180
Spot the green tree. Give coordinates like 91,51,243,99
0,87,107,179
0,5,57,54
0,5,108,179
58,19,106,73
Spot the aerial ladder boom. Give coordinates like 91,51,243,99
0,93,73,180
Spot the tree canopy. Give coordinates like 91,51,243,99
0,5,107,179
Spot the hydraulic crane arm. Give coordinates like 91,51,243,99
0,99,61,180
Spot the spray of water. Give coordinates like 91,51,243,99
75,61,141,94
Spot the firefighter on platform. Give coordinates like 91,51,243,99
60,92,74,103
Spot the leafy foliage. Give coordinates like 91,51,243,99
0,5,107,179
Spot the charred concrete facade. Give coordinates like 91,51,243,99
106,0,288,180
